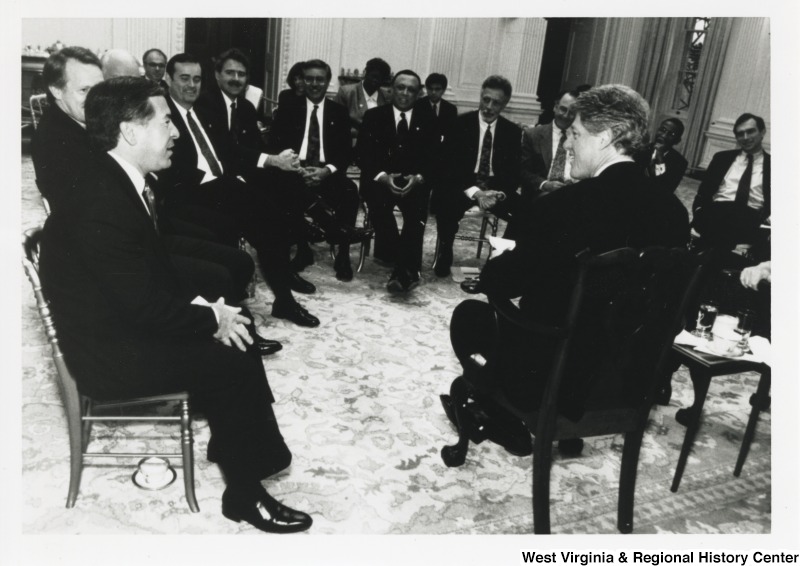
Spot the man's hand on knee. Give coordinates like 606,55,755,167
211,298,253,351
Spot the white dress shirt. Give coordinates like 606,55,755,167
170,97,224,184
714,150,765,210
299,98,336,173
465,116,496,198
374,107,417,181
363,84,379,110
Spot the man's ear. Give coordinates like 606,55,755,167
118,121,137,146
48,85,63,103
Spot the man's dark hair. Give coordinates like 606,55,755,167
142,48,167,62
214,48,250,73
571,84,650,156
392,69,422,88
42,46,102,104
166,53,202,79
481,75,512,100
365,58,391,80
286,61,305,88
662,117,685,139
424,73,448,91
85,77,163,152
303,59,332,81
556,83,592,102
733,113,766,133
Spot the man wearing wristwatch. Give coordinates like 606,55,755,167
357,69,436,293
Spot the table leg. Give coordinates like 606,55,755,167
671,367,711,492
734,368,771,477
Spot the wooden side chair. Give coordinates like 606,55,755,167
441,247,709,533
22,227,199,512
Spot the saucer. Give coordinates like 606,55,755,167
132,466,177,491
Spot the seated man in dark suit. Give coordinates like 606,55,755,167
433,75,522,277
160,52,321,328
358,69,436,293
415,72,458,254
692,113,771,263
195,50,370,283
39,77,312,533
448,85,690,455
334,57,392,139
31,47,263,346
636,117,688,193
520,85,590,202
267,58,364,281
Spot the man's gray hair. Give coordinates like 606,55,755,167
572,84,650,156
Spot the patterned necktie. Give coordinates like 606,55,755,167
186,110,223,178
735,153,754,207
549,129,568,182
142,181,159,234
306,104,321,167
229,101,239,144
477,125,493,182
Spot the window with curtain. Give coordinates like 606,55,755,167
672,17,711,111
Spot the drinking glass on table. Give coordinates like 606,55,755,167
735,309,756,351
691,302,718,338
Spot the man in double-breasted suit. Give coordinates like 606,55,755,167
39,77,312,534
358,69,436,293
433,75,522,277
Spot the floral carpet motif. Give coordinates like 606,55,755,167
20,157,770,534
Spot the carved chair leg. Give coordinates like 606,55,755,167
65,395,84,508
617,428,645,533
179,400,199,513
440,377,474,468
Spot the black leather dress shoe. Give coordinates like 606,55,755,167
272,301,320,327
255,336,282,356
387,268,410,294
222,487,312,534
460,277,483,294
288,272,316,294
334,251,353,282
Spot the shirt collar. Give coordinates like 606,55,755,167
393,106,413,122
479,115,496,131
363,84,378,102
594,155,634,177
741,149,764,160
107,151,146,193
170,97,193,120
221,91,236,108
306,97,324,111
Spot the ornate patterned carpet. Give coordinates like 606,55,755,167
20,156,770,536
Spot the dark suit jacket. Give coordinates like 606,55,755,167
453,111,522,198
31,104,96,211
478,161,689,414
356,104,436,192
269,98,353,172
635,143,688,194
277,88,305,110
520,122,554,194
40,153,218,397
693,149,771,220
414,96,458,172
158,95,212,191
194,88,265,179
481,161,690,321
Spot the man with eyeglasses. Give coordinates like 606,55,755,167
142,48,168,88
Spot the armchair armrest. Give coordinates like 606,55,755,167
488,296,567,339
